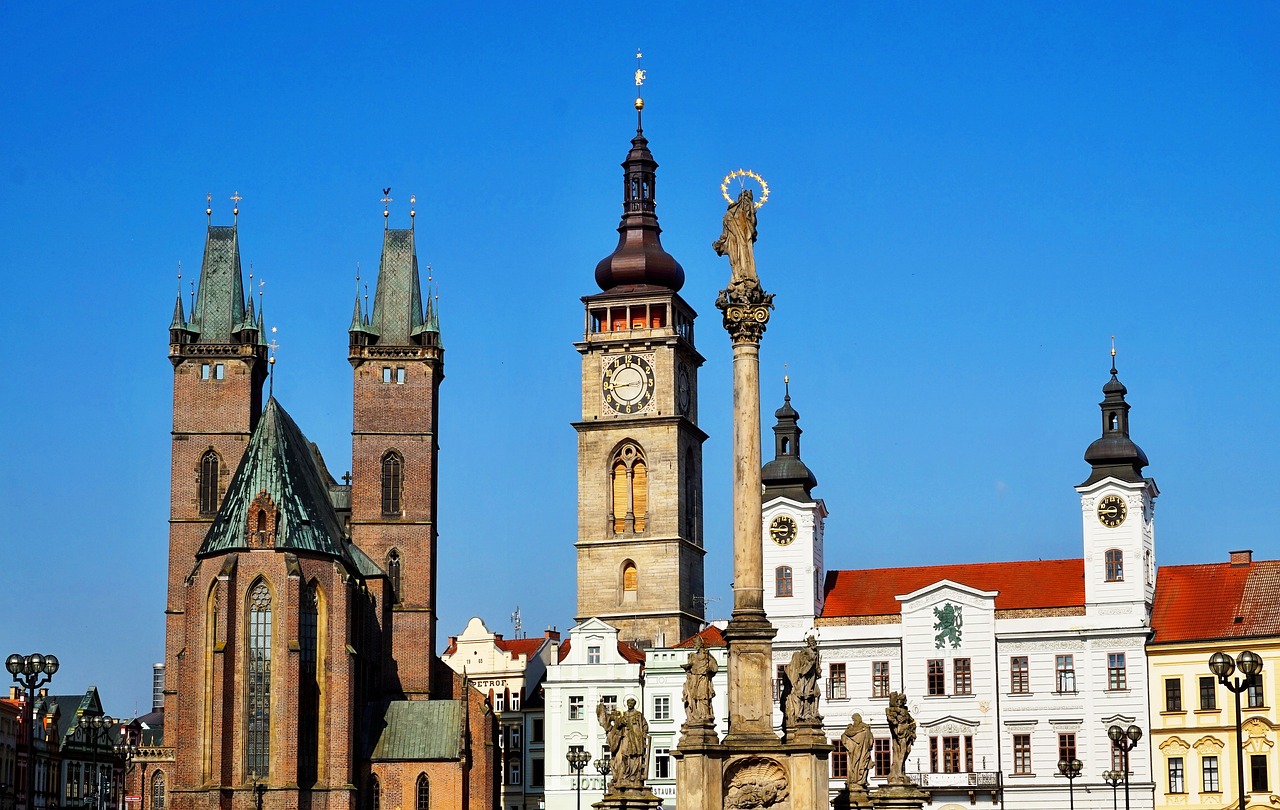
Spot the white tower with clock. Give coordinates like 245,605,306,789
1076,354,1158,622
571,106,707,647
760,384,827,644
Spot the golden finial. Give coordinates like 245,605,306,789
410,194,416,223
381,187,392,227
1111,334,1116,358
205,193,212,221
634,49,646,111
230,191,242,221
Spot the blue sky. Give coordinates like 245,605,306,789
1,3,1277,717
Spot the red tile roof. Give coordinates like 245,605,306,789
496,637,549,659
1151,559,1280,644
557,639,647,664
675,624,727,648
821,558,1085,617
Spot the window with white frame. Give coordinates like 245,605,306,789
872,661,891,698
1056,655,1076,693
1108,653,1127,690
1203,756,1219,792
653,695,671,721
653,747,671,779
1013,734,1031,774
568,695,584,720
588,645,602,664
1168,757,1184,794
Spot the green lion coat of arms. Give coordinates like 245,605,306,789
933,603,963,649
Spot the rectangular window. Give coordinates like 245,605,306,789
775,566,793,597
382,367,392,383
201,363,211,380
653,748,671,779
930,736,938,773
1108,653,1127,690
1168,757,1184,794
775,664,786,702
965,735,974,773
1252,755,1269,793
395,367,405,384
1106,549,1124,581
507,760,522,786
587,645,601,664
954,659,972,695
530,758,544,788
1013,734,1032,775
1165,678,1183,711
873,661,891,698
1011,656,1029,694
510,725,522,749
1056,655,1076,693
1203,755,1219,793
942,737,961,774
927,659,946,696
653,695,671,721
874,738,891,777
829,663,847,700
1248,676,1265,709
1199,676,1217,710
1058,733,1076,764
494,693,505,712
831,740,849,778
568,695,584,720
1111,743,1126,774
532,718,543,742
510,693,520,711
214,363,224,380
601,695,617,713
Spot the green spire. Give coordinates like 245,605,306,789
367,228,426,345
188,225,247,342
169,292,187,332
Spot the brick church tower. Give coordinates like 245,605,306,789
158,206,495,810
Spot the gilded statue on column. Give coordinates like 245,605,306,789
713,183,774,342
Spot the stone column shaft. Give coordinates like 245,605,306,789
732,339,764,615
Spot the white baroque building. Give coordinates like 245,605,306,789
760,368,1157,810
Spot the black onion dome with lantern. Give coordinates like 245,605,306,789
594,102,685,293
1080,355,1150,487
762,385,818,502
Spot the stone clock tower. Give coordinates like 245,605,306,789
573,106,706,646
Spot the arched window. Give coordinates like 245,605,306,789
387,550,402,605
203,582,219,780
246,581,272,776
199,450,220,514
1105,549,1124,582
381,451,403,516
1109,412,1119,430
368,775,381,810
416,774,430,810
610,443,648,533
150,772,165,810
775,566,794,597
298,584,320,786
622,561,638,599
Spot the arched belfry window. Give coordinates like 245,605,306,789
1105,549,1124,582
1109,411,1119,430
621,560,638,603
299,583,320,786
387,550,402,605
246,580,272,777
199,450,220,515
610,443,648,533
416,774,430,810
381,451,403,516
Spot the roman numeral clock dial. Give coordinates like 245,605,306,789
602,353,656,415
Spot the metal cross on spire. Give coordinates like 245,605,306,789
267,326,279,396
231,191,243,223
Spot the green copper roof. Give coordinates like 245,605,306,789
197,398,352,562
364,700,463,761
366,228,437,344
188,226,247,342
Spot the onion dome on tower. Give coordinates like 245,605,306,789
762,380,819,501
593,99,685,292
1080,351,1150,487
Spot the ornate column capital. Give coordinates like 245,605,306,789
716,278,775,343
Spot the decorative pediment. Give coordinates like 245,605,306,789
1159,736,1190,755
921,715,980,737
1191,736,1225,754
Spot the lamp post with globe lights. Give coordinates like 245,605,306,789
565,749,591,810
114,731,140,810
1058,757,1083,810
1209,650,1265,810
1108,724,1143,810
1103,769,1124,810
5,653,59,810
78,715,118,810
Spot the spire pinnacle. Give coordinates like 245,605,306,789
231,191,242,223
267,326,279,397
634,49,646,128
381,187,392,228
1110,334,1117,376
205,194,212,223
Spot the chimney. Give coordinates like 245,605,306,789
544,629,561,642
1229,549,1253,567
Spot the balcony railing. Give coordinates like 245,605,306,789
909,771,1002,789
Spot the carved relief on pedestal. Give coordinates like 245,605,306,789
724,757,789,810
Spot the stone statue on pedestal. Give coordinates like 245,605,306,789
598,697,650,791
780,635,822,735
842,713,874,791
681,636,718,726
713,187,773,342
885,692,917,785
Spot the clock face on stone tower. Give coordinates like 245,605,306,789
603,354,656,414
770,514,798,546
676,364,691,415
1097,494,1128,528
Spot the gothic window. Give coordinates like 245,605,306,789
381,451,403,516
415,774,429,810
150,772,165,810
610,443,647,533
683,450,700,544
387,550,402,605
1105,549,1124,581
622,560,638,596
298,584,320,786
199,450,220,514
368,775,380,810
246,581,272,777
775,566,793,597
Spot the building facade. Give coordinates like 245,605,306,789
761,363,1158,810
160,211,495,810
1148,551,1280,810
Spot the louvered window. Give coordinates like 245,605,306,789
609,443,648,533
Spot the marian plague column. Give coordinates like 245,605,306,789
675,176,830,810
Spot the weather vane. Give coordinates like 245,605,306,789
720,169,770,208
410,194,417,227
381,187,392,226
205,193,212,222
268,326,280,394
231,191,242,221
634,49,646,112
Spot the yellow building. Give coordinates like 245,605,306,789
1148,550,1280,810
